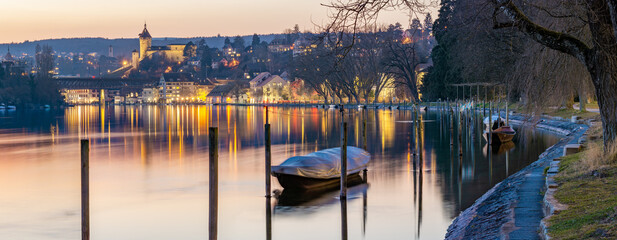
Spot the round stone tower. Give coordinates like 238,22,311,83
138,23,152,61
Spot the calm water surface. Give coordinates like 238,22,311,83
0,105,560,239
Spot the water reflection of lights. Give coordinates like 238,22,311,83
0,105,563,240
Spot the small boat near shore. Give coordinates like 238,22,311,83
271,146,370,192
483,116,516,144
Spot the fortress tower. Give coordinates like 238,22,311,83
138,23,152,60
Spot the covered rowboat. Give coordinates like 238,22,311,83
483,116,516,144
272,147,370,191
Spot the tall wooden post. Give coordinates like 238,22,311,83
265,106,269,124
484,86,487,115
81,139,89,240
265,106,271,197
209,127,218,240
488,102,493,145
505,99,509,125
340,122,348,198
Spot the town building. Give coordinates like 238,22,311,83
1,48,28,77
63,89,101,104
137,24,194,64
268,39,292,53
206,82,249,104
292,38,317,57
159,72,198,103
249,72,290,103
56,78,157,104
141,87,160,103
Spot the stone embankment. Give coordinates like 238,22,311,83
445,115,588,240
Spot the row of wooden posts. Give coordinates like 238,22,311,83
78,101,508,240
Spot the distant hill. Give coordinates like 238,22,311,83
0,34,283,58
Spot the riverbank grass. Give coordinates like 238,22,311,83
545,108,599,120
548,135,617,239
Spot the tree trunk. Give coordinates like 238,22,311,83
587,52,617,148
373,89,382,104
579,90,586,112
493,0,617,149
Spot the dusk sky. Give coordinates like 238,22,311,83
0,0,436,43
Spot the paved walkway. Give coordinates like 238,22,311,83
573,103,600,113
508,165,546,240
445,115,588,240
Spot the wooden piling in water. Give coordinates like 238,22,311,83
488,102,492,145
484,87,487,115
340,122,348,198
81,139,89,240
265,106,271,197
209,127,218,240
265,124,271,197
505,99,509,125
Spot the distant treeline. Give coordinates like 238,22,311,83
0,34,283,57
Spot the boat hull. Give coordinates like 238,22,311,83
485,126,516,144
274,172,364,192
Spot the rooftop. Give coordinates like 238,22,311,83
139,23,152,39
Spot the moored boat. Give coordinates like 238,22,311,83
483,116,516,144
492,126,516,143
272,146,370,191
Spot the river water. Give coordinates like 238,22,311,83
0,105,559,239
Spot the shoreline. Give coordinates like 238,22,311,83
444,114,588,239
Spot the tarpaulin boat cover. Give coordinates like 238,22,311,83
272,147,370,179
483,115,505,125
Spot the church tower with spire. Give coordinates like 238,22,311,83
138,23,152,61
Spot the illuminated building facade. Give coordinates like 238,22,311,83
249,72,290,103
136,24,194,64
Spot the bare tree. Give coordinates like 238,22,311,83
492,0,617,147
382,24,431,102
291,43,332,103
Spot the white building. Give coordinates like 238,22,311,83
249,72,290,103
